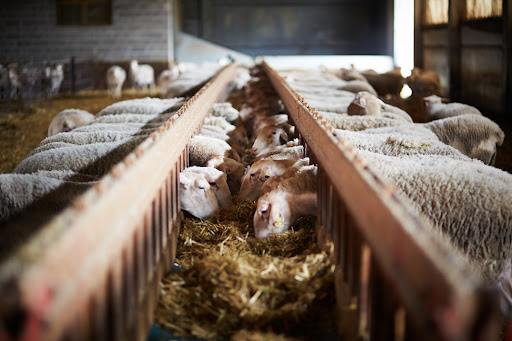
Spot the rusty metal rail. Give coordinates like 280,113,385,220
262,62,502,341
0,64,236,341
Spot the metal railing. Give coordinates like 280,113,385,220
262,62,502,341
0,64,236,341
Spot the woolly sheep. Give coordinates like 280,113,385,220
260,159,311,196
71,122,154,134
253,165,318,239
47,109,95,137
407,67,441,98
347,91,413,122
182,166,232,210
96,97,185,117
92,112,175,125
189,135,241,167
360,67,405,97
251,124,294,157
106,65,126,98
204,116,236,133
239,159,297,200
38,130,136,147
252,114,289,139
14,138,145,177
0,172,94,224
205,156,245,195
157,66,180,98
179,171,219,219
424,95,482,121
317,112,409,131
129,60,156,95
424,114,505,165
338,80,378,96
211,102,240,123
358,150,512,286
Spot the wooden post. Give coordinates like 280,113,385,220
414,0,424,68
505,0,512,119
448,0,465,101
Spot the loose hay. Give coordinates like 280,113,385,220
156,198,336,340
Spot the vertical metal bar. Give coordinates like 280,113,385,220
359,243,372,338
369,258,397,341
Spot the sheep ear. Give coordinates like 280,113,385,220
279,131,288,144
180,174,192,188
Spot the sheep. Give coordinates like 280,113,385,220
250,124,294,157
129,60,156,95
71,122,155,134
44,63,64,98
96,97,185,117
347,91,413,122
179,171,219,219
260,159,311,196
406,67,441,98
252,114,289,139
157,66,180,98
360,67,405,97
302,96,355,114
424,95,482,121
200,125,231,142
424,114,505,165
338,80,378,96
357,150,512,288
205,157,245,195
317,112,409,131
0,172,94,224
204,116,236,133
47,109,95,137
105,65,127,98
188,135,241,167
211,102,240,123
182,166,232,210
38,130,136,147
239,159,298,200
14,138,145,177
93,113,160,124
253,165,318,239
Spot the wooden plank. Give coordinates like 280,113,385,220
414,0,424,68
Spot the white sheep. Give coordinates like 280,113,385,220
38,130,135,147
96,97,185,117
0,172,94,224
45,64,64,98
260,159,311,196
357,150,512,287
211,102,240,123
250,124,294,157
239,159,298,200
14,138,145,177
253,165,318,239
318,112,409,131
347,91,413,122
157,66,180,98
105,65,127,98
179,171,219,219
182,166,232,210
129,60,156,95
424,95,482,121
188,135,241,167
48,109,95,137
424,114,505,165
205,157,245,195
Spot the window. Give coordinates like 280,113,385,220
466,0,502,20
424,0,449,25
56,0,112,26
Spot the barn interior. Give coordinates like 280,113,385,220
0,1,511,340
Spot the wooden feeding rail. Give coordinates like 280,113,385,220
262,62,502,341
0,64,237,341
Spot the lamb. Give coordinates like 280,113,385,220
189,135,241,166
252,114,289,139
14,138,145,177
157,66,180,98
239,159,298,200
96,97,185,117
407,67,441,98
357,150,512,288
129,60,156,95
211,102,240,123
250,124,294,157
105,65,127,98
205,157,245,195
253,165,318,239
0,172,94,224
179,171,219,219
47,109,95,137
424,95,482,121
360,67,405,97
424,114,505,165
182,166,232,210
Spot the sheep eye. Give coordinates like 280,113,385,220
264,174,270,179
260,208,267,214
250,173,255,177
272,131,277,135
199,185,205,190
210,182,217,187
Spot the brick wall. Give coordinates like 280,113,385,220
0,0,171,63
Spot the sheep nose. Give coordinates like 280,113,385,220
251,147,257,155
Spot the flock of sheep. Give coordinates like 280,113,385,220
1,59,511,313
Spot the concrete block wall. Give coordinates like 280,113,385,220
0,0,170,63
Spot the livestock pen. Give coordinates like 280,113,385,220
0,63,510,341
